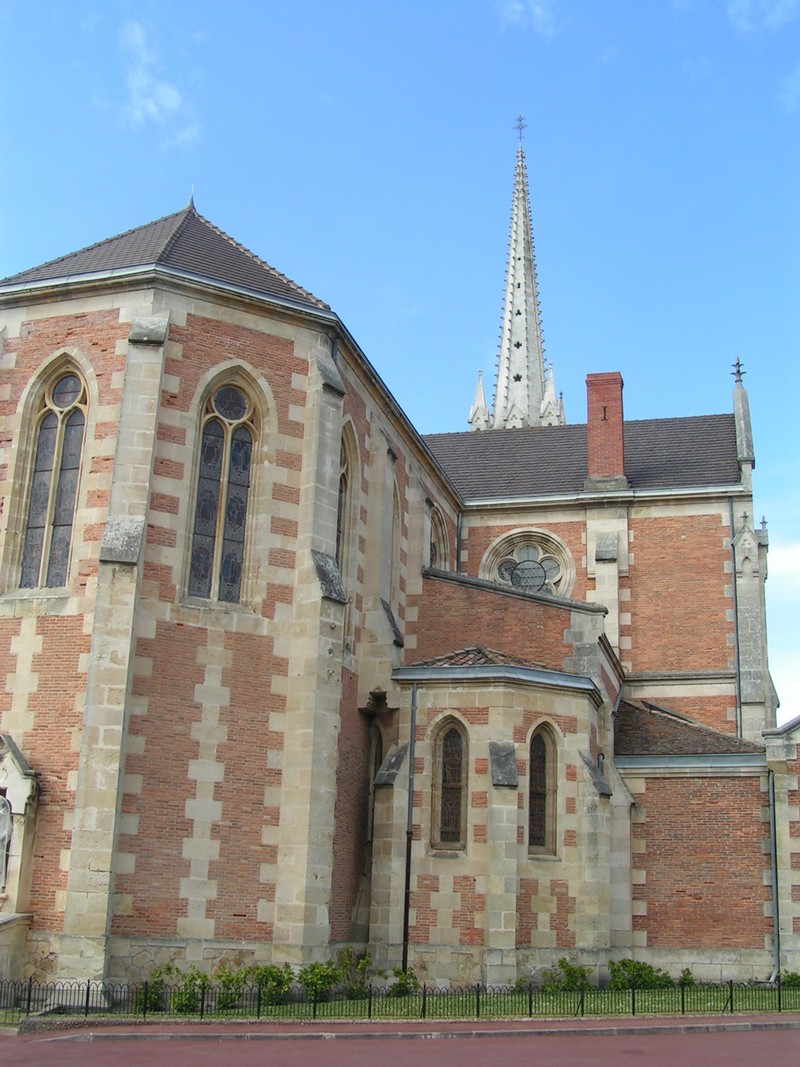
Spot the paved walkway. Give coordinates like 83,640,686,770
3,1014,800,1067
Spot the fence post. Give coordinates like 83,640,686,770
422,984,427,1020
312,989,317,1020
631,986,636,1017
368,983,372,1020
475,983,481,1019
142,981,148,1020
777,975,782,1014
729,979,734,1014
200,983,205,1019
528,981,533,1018
579,987,585,1017
680,982,685,1016
256,985,262,1020
84,980,92,1017
26,975,33,1016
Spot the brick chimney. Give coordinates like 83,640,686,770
584,372,630,491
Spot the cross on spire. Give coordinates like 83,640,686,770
514,114,527,142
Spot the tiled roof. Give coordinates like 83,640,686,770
424,414,741,498
614,700,765,756
410,646,546,669
1,204,329,311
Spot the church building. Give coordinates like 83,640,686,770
0,143,798,987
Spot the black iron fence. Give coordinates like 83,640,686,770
2,977,800,1022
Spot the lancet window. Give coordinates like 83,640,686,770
20,371,87,588
188,384,255,603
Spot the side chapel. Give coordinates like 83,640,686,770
0,141,798,987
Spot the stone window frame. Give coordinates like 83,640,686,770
480,528,575,599
336,420,360,641
528,723,558,856
185,368,268,609
4,355,92,595
428,504,449,570
431,716,469,851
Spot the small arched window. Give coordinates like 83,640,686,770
20,371,87,588
433,719,468,849
529,726,557,854
188,384,255,603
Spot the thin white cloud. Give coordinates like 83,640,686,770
119,20,201,147
727,0,800,33
497,0,560,37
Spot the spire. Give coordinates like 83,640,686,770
469,369,490,431
471,128,564,431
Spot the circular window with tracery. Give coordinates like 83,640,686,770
481,529,574,599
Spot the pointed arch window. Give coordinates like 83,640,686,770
433,720,468,849
529,726,556,854
20,371,87,588
428,506,448,570
188,384,255,603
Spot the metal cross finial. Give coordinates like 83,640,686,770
515,114,527,142
732,357,745,382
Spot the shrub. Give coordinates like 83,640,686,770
337,948,378,1000
214,961,249,1010
781,970,800,988
608,958,673,990
297,960,342,1003
539,958,591,992
249,962,295,1005
135,961,177,1013
171,965,211,1014
386,966,421,997
679,967,695,987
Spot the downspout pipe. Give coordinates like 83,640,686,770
401,683,418,972
728,499,743,738
768,768,781,982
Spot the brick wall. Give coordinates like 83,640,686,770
411,573,572,667
630,775,770,948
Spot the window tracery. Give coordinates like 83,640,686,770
188,384,255,603
20,371,87,588
481,529,574,598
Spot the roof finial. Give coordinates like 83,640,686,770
732,357,745,383
514,114,527,143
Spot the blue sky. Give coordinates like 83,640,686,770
2,0,798,721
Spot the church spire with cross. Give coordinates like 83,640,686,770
469,117,565,431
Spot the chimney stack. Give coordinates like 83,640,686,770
584,372,629,491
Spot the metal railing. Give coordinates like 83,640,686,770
2,976,799,1022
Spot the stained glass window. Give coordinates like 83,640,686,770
20,372,87,588
188,385,254,603
528,729,555,853
434,721,467,849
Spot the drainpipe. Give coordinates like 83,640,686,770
401,683,418,972
768,768,781,981
728,499,743,738
455,514,463,574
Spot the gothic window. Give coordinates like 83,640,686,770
432,719,468,849
428,505,448,570
390,484,401,606
528,726,556,854
481,529,574,598
188,384,255,603
20,371,87,588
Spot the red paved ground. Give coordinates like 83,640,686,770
2,1017,800,1067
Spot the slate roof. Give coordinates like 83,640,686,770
614,700,765,757
424,415,741,499
0,204,329,311
410,646,546,669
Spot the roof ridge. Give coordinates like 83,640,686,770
192,208,327,309
157,202,196,262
